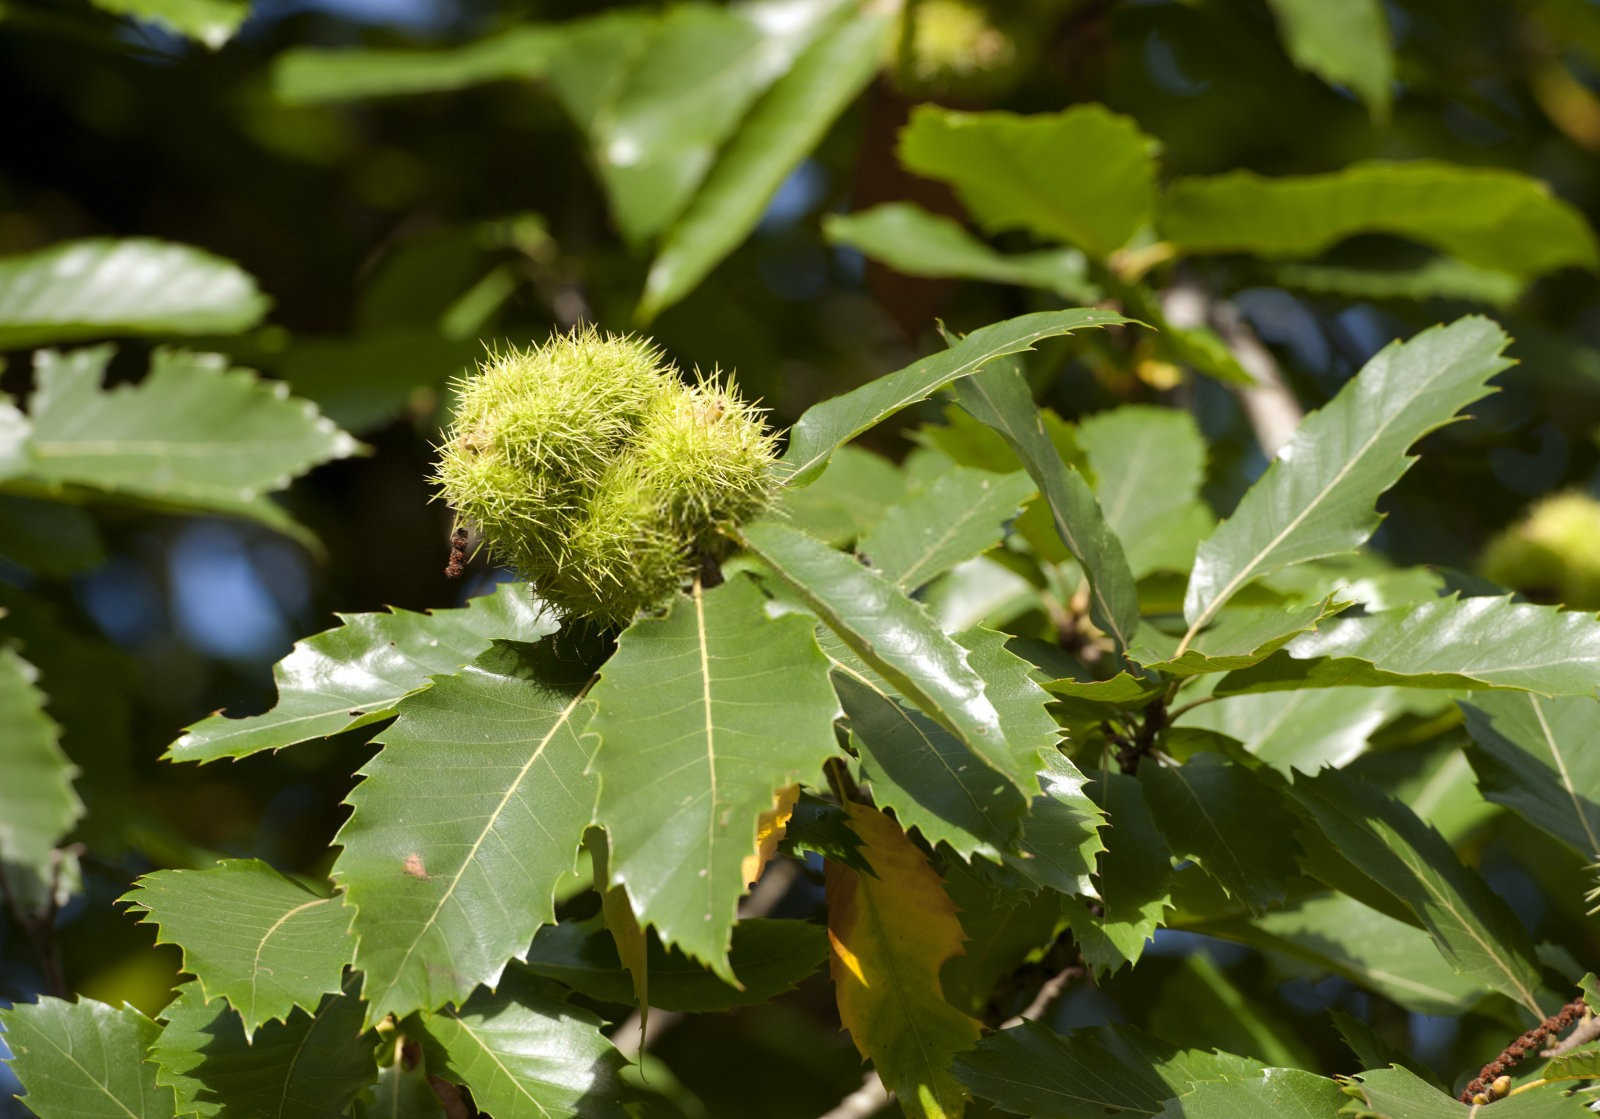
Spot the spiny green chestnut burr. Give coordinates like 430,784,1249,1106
435,329,778,625
1481,491,1600,610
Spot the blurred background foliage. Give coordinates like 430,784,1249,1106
6,0,1600,1114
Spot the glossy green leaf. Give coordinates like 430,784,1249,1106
88,0,246,47
1067,774,1173,976
1142,755,1302,914
336,640,597,1026
955,1022,1262,1119
170,580,555,763
1216,595,1600,697
827,802,980,1119
636,7,892,320
778,307,1130,485
0,647,79,897
899,105,1159,258
1079,405,1213,578
0,997,175,1119
1197,892,1493,1014
1462,692,1600,858
1163,163,1599,277
4,347,358,542
839,670,1028,861
0,239,267,348
857,465,1036,591
1182,316,1513,635
824,203,1098,300
1177,687,1407,774
524,916,826,1011
588,575,839,982
419,971,629,1119
150,979,374,1119
1265,0,1392,118
949,354,1140,652
1287,767,1547,1018
741,520,1043,799
1340,1065,1582,1117
581,0,847,245
1156,1067,1346,1119
1138,600,1336,677
123,859,354,1040
1010,750,1106,897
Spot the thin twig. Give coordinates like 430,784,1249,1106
816,1071,891,1119
1000,965,1086,1030
1542,1010,1600,1058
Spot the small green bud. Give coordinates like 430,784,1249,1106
435,328,778,625
1481,491,1600,610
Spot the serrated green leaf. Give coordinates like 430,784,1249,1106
419,970,628,1119
122,860,354,1041
1462,692,1600,858
858,466,1036,591
1,997,175,1119
1043,672,1164,705
839,670,1028,861
1009,750,1105,897
779,308,1130,485
0,647,80,898
1164,163,1599,277
1141,755,1302,913
824,203,1098,301
1177,687,1408,774
637,7,892,320
1182,316,1513,637
1156,1067,1346,1119
827,802,981,1119
741,521,1042,801
955,1021,1263,1119
336,640,597,1026
1196,892,1493,1015
1540,1043,1600,1082
170,581,555,763
949,355,1140,652
1217,595,1600,698
150,978,374,1119
1079,405,1213,578
0,240,267,348
4,347,358,542
524,916,826,1012
588,575,839,982
88,0,246,47
1287,768,1547,1018
1265,0,1392,118
898,106,1159,259
1067,774,1172,976
1340,1065,1585,1117
1137,600,1337,677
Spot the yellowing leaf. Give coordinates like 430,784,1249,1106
744,784,800,888
827,803,981,1119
